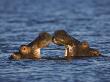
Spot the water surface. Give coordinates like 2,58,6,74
0,0,110,82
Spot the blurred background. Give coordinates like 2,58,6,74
0,0,110,82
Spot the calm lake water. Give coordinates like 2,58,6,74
0,0,110,82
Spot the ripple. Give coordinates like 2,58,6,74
0,0,110,82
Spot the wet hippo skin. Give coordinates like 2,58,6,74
52,30,101,59
9,32,52,60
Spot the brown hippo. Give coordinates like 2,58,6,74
52,30,101,59
9,32,52,60
77,41,100,57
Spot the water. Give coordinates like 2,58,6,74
0,0,110,82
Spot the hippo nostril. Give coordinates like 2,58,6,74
23,48,26,50
99,54,101,56
9,55,14,60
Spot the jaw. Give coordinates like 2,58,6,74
53,38,64,46
33,48,41,59
53,38,76,58
64,45,75,57
53,38,59,44
38,40,52,48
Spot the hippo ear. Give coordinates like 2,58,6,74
20,44,29,48
81,41,89,47
82,40,88,44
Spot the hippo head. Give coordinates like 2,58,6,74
52,30,73,46
36,32,52,48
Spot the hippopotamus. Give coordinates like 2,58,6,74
52,30,101,59
77,41,100,57
9,32,52,60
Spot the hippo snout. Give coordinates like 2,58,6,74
9,52,21,60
